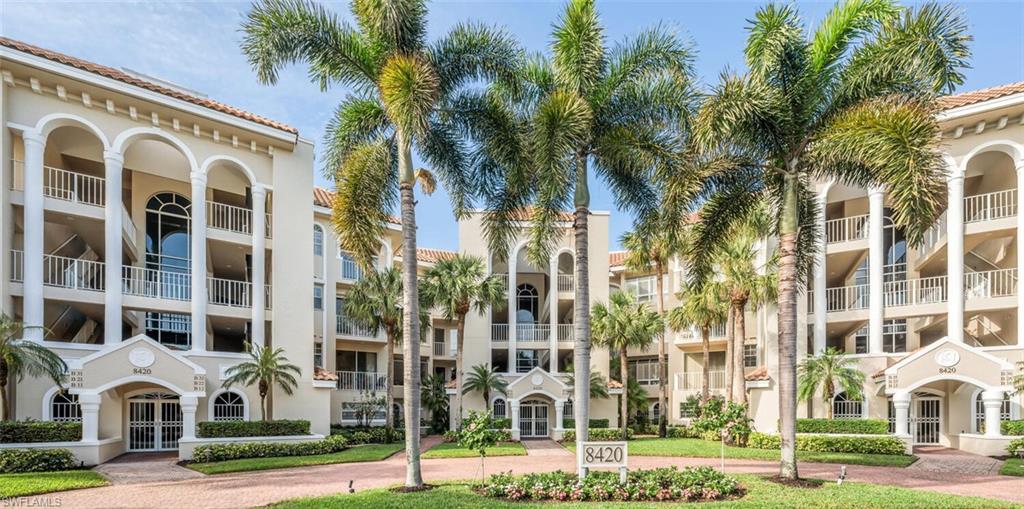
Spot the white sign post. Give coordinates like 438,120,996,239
579,441,628,483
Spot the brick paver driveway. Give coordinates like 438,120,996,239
36,441,1024,508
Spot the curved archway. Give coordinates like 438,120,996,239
199,155,257,185
112,127,199,172
958,139,1024,177
34,113,112,149
209,389,250,421
84,375,191,396
42,386,81,422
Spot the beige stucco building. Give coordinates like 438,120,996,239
2,37,1022,462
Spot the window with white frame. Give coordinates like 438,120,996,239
974,391,1012,433
313,342,323,368
628,358,659,385
679,401,693,419
743,343,758,368
563,399,573,424
213,391,246,421
313,225,324,256
832,391,863,419
492,398,507,419
50,392,81,422
624,275,665,302
313,284,324,310
650,402,660,423
882,320,907,353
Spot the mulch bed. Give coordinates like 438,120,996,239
762,475,825,489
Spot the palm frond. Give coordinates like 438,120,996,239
322,95,390,179
332,140,398,268
551,0,606,96
429,21,523,97
350,0,427,53
379,54,439,139
808,0,899,81
593,24,694,112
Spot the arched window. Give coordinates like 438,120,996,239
516,284,538,324
392,403,403,425
492,398,507,419
563,399,573,423
833,392,863,419
213,391,246,421
145,193,192,348
650,402,660,424
974,391,1012,433
313,225,324,256
51,392,81,422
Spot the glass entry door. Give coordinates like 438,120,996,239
519,400,549,438
912,397,941,445
127,392,182,451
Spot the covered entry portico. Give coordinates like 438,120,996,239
507,368,570,441
885,337,1017,455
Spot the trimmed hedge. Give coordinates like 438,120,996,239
748,432,907,455
561,428,633,442
0,420,81,443
491,418,512,430
0,448,77,473
563,419,610,429
666,426,699,439
1002,420,1024,436
196,420,310,438
192,434,348,463
330,427,404,444
442,428,512,443
796,418,889,435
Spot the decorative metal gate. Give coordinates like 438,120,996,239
519,400,549,438
912,397,941,445
128,393,182,451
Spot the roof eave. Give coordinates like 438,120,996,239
937,91,1024,123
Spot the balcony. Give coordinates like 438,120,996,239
825,214,869,244
433,341,453,357
557,274,574,293
336,371,388,391
339,253,377,282
336,316,378,338
207,201,272,239
964,188,1016,223
674,370,726,392
674,322,728,344
557,324,573,343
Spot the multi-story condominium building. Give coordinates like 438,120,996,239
2,36,1021,463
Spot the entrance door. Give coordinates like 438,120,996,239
128,392,182,451
519,400,549,438
912,397,941,445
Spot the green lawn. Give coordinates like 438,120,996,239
999,457,1023,476
187,443,403,475
266,476,1015,508
0,470,109,498
566,438,917,468
422,442,527,459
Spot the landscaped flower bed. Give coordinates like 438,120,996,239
478,467,742,502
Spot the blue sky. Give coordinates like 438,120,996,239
3,1,1022,250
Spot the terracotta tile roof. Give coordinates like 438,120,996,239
607,379,623,389
0,36,297,134
744,366,769,382
313,367,338,382
609,251,628,267
417,248,457,264
937,81,1024,110
313,186,400,224
444,379,457,390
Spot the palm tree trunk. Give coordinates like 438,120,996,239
572,154,591,478
455,317,465,430
259,380,269,420
397,130,423,488
0,361,8,421
620,346,629,441
777,170,800,480
732,302,747,406
385,334,395,431
701,326,710,402
725,307,735,403
654,260,667,438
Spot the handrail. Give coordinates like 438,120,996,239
491,323,509,343
825,214,869,244
336,371,388,391
516,323,551,342
336,315,376,338
964,188,1017,223
557,274,574,292
44,254,105,291
207,277,252,307
917,211,948,258
122,266,191,300
207,201,252,235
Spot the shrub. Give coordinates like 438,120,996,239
1002,420,1024,436
0,420,81,443
666,426,698,439
563,419,610,429
330,426,403,444
480,466,741,502
444,428,511,443
192,434,348,463
796,418,888,435
0,448,77,473
690,398,752,446
561,428,632,442
197,420,309,438
748,432,906,455
490,418,511,430
1007,437,1024,456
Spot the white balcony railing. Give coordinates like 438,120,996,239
816,284,870,312
883,275,948,307
336,316,376,338
340,253,376,281
208,277,251,307
265,284,272,310
918,210,948,258
13,161,107,207
557,324,573,343
516,324,550,342
44,254,105,291
825,214,869,244
491,323,509,343
336,371,388,391
10,250,23,282
674,370,726,391
207,201,252,235
814,268,1016,313
433,342,446,356
964,189,1017,223
121,204,137,242
965,268,1018,298
122,266,191,300
557,274,574,292
492,273,509,289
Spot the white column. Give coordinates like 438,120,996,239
554,398,565,431
103,150,124,344
507,248,517,375
509,399,520,440
893,391,911,438
79,393,101,442
190,172,208,352
947,172,965,343
868,187,885,354
813,193,827,354
180,395,199,440
21,130,45,341
549,255,559,372
982,389,1005,437
251,185,267,347
1017,162,1024,344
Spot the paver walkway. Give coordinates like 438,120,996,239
908,446,1005,476
93,452,204,485
522,439,572,456
39,447,1024,508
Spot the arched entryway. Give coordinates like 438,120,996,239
519,399,550,438
126,391,183,451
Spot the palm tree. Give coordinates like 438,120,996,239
592,291,662,440
240,0,520,487
421,373,449,433
457,0,695,454
624,378,650,429
0,315,65,420
223,343,301,420
462,364,508,410
420,254,505,429
668,282,728,402
797,348,866,419
564,365,610,400
686,2,970,479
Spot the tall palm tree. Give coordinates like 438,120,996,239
223,343,301,420
668,282,728,402
0,315,65,420
420,254,505,429
686,1,970,479
462,364,508,409
240,0,520,487
797,348,866,419
564,365,610,400
592,291,662,440
458,0,695,456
